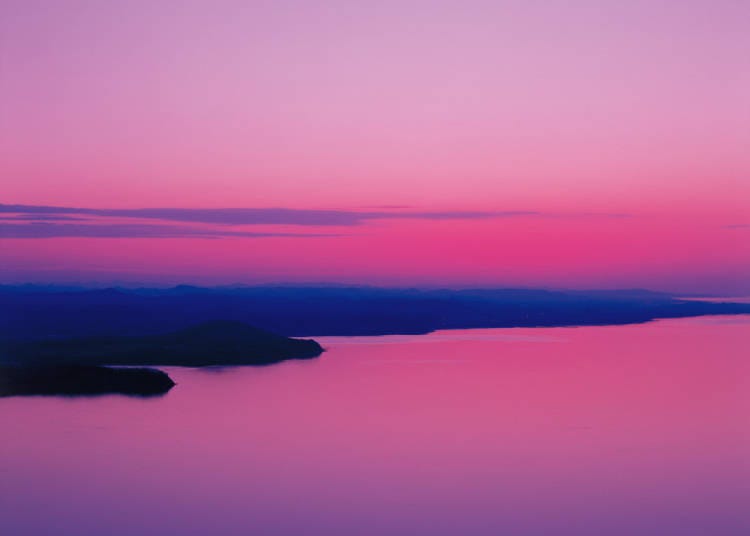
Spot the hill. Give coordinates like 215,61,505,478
1,285,749,340
2,321,324,367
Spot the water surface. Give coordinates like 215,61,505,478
1,316,748,535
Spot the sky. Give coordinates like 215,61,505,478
1,1,748,293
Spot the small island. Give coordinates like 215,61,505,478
0,365,175,397
3,320,325,367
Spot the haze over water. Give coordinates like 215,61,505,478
2,315,748,536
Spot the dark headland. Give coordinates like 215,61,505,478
0,365,174,397
2,321,325,367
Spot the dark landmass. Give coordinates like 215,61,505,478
2,321,324,367
1,285,749,342
0,365,174,397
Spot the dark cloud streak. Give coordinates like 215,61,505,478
0,203,632,238
0,203,627,227
0,214,88,222
0,222,337,239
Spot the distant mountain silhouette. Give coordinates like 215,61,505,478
2,321,324,367
0,365,174,397
1,285,748,341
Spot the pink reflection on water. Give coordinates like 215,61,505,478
1,316,749,535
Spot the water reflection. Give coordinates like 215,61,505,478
1,316,748,535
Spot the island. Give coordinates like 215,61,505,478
2,320,325,367
0,365,175,397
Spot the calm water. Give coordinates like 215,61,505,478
1,316,748,536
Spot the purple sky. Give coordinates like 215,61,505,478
1,1,748,292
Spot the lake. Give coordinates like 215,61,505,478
1,315,748,536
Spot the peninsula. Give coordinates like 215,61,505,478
3,321,325,367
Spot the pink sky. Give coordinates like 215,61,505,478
1,1,748,292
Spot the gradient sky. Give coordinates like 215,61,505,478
1,1,749,292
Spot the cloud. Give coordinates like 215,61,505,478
724,224,750,229
0,222,337,239
0,203,627,227
0,203,630,238
0,214,88,222
0,204,531,226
